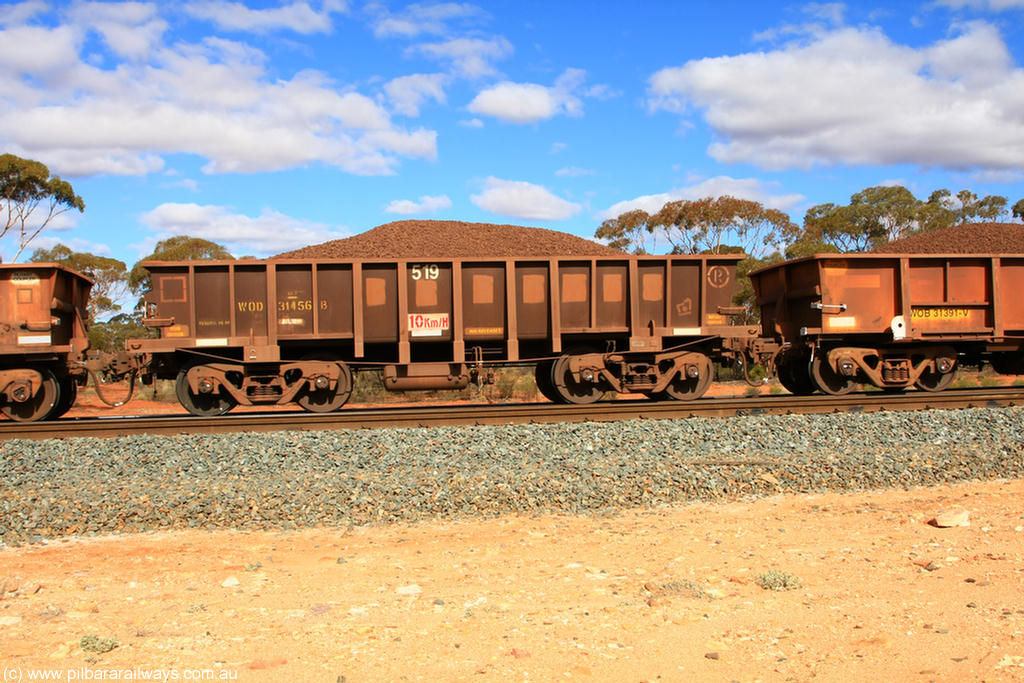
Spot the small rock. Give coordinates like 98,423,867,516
930,508,970,528
509,648,531,659
0,616,23,626
221,576,240,588
396,584,422,596
704,651,720,660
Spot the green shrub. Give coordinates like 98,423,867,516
756,570,801,591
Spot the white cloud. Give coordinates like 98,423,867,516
471,177,581,221
0,10,437,176
371,2,485,38
467,68,589,124
937,0,1024,9
183,0,347,34
411,36,512,78
0,0,47,26
648,22,1024,171
803,2,845,24
384,194,452,214
384,73,448,116
555,166,594,177
458,117,484,128
68,2,168,60
30,235,112,258
138,203,350,256
599,176,805,220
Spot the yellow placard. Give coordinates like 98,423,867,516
465,327,504,336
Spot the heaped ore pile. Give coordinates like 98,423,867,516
275,220,623,259
873,222,1024,254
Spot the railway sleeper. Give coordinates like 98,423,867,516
818,345,958,391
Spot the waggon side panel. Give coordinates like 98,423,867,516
138,254,748,363
751,253,1024,344
0,264,92,357
998,257,1024,335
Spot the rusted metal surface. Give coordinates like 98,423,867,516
137,255,750,358
132,255,759,414
753,253,1024,343
0,264,94,421
0,263,92,356
751,254,1024,393
2,387,1022,441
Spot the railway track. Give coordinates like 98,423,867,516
2,386,1023,441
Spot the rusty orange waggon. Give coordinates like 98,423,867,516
751,253,1024,395
130,255,759,416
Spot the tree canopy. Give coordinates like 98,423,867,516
30,244,128,322
595,196,797,258
595,185,1015,324
128,235,234,292
790,185,1012,255
1,153,85,262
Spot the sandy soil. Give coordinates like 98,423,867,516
2,479,1023,683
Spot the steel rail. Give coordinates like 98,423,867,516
2,386,1022,441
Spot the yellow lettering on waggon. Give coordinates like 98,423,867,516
911,307,970,320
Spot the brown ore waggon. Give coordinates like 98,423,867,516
751,253,1024,395
0,263,94,421
131,255,761,416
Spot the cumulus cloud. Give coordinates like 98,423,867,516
937,0,1024,9
384,194,452,214
67,2,168,60
370,2,485,38
384,73,448,116
410,36,512,78
0,1,45,26
555,166,594,177
599,176,805,220
471,177,581,221
648,22,1024,171
183,0,347,34
468,68,591,124
0,7,437,176
138,203,350,256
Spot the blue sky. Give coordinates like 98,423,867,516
2,0,1023,265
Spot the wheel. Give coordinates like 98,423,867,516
533,360,561,402
809,355,855,395
175,366,236,417
915,367,956,392
1,368,60,422
550,351,606,404
776,352,816,395
49,375,78,419
296,361,352,413
660,353,713,401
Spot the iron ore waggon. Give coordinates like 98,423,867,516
751,253,1024,395
130,254,760,415
0,263,93,421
